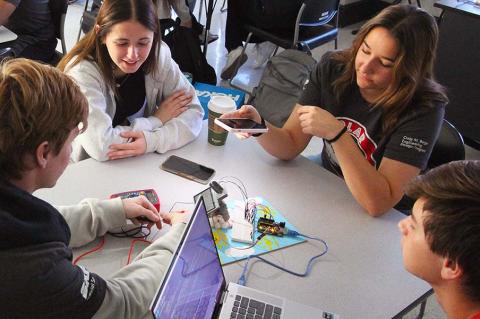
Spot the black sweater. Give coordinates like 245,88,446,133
0,179,106,318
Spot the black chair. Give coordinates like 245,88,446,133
427,119,465,169
77,0,103,41
228,0,340,91
396,119,465,218
406,0,422,7
48,0,68,64
0,47,14,61
244,0,339,54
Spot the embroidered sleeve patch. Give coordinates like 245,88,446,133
400,136,428,153
79,265,96,300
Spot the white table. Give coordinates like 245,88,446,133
0,26,17,43
36,123,431,319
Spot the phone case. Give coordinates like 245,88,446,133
161,156,215,185
214,118,268,134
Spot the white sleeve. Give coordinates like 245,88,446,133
142,47,204,154
92,223,186,319
67,62,161,161
56,198,127,248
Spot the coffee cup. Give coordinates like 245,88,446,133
208,96,236,146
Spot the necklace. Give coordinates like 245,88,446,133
115,74,131,87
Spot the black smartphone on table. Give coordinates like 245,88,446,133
160,155,215,184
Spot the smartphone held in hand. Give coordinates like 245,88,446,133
214,118,268,134
161,155,215,184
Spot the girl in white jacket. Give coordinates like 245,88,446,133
58,0,204,162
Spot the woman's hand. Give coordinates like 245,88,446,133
221,104,262,123
297,106,345,140
154,90,192,124
122,196,162,229
220,105,263,139
107,131,147,160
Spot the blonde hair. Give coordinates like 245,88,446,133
0,58,88,179
331,4,448,135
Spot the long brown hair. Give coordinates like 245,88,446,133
58,0,160,92
331,4,448,135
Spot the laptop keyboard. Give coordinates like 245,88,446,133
230,295,282,319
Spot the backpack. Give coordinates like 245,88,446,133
248,50,316,127
163,20,217,85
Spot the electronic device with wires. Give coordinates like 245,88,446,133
193,181,227,215
231,221,255,244
149,198,336,319
257,216,286,237
110,189,160,211
194,181,232,229
231,199,257,244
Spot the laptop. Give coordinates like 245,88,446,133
0,26,18,43
150,197,339,319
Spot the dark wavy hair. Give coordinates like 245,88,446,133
331,4,448,135
406,160,480,302
58,0,160,92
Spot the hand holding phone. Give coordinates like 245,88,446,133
214,118,268,134
161,155,215,184
221,104,262,122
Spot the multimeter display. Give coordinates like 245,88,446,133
110,189,160,211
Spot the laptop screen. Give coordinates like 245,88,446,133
151,198,226,319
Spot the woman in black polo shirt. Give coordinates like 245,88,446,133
223,5,448,217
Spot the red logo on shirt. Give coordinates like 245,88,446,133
338,117,377,166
